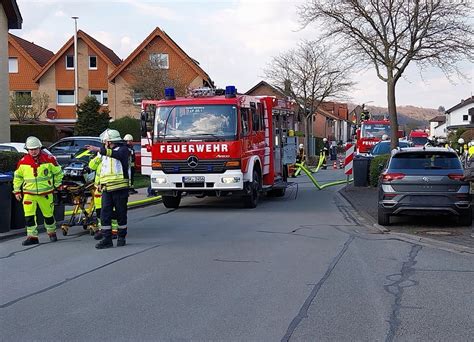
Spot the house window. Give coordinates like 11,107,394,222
133,92,143,105
463,114,468,121
15,91,32,106
89,56,97,69
9,58,18,73
57,90,75,105
66,55,74,69
149,53,169,69
89,90,108,105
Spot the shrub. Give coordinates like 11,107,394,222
369,154,391,187
74,96,110,136
11,124,58,144
109,116,141,141
0,151,24,173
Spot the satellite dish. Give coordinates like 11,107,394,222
46,108,57,120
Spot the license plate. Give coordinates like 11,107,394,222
183,176,205,183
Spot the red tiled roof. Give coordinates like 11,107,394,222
80,31,122,66
9,33,54,67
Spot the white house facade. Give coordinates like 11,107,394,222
446,96,474,130
429,115,447,138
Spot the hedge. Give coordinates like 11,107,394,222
369,154,391,187
109,116,141,141
0,151,24,173
11,124,58,145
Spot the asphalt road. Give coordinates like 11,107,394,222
1,170,473,341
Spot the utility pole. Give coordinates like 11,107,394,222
72,16,79,116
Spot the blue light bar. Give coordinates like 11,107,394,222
225,85,237,98
164,87,176,100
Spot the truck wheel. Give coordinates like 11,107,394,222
458,210,472,226
377,208,390,226
162,195,181,209
243,170,261,208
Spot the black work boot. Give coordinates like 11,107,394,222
117,228,127,247
48,232,58,242
93,230,103,240
22,236,39,246
95,230,113,249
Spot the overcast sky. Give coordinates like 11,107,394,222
14,0,474,109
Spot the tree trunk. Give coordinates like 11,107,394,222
387,79,399,150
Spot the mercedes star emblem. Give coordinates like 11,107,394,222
422,177,429,182
187,155,199,168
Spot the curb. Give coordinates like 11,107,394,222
337,187,474,255
0,196,162,242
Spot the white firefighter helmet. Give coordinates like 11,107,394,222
299,143,304,149
124,134,134,141
25,136,42,149
381,134,389,141
323,138,328,142
100,129,122,143
458,138,465,145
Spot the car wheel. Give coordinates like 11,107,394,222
458,210,473,226
243,170,261,208
377,208,390,226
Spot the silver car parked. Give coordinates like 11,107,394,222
378,147,472,226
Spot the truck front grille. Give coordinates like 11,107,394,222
160,160,226,174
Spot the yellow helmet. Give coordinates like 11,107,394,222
25,136,42,149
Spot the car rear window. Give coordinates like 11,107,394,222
390,151,461,170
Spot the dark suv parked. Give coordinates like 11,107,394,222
48,136,102,166
378,147,472,226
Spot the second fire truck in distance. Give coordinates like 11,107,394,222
140,86,297,209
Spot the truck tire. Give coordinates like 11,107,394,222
377,208,390,226
243,170,260,208
162,195,181,209
458,210,472,226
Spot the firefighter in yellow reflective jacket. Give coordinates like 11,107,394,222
13,136,63,245
88,152,119,240
469,141,474,158
86,129,131,249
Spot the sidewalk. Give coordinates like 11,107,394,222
340,184,474,250
0,188,160,241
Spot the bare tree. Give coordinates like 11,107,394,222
299,0,474,148
30,93,50,120
125,57,190,106
264,40,354,154
9,92,50,122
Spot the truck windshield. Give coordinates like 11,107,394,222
361,123,391,139
154,105,237,141
411,137,428,146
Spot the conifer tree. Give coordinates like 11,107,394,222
74,96,110,136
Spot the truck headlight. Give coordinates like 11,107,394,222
152,176,167,184
221,176,240,184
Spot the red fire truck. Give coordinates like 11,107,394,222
356,119,392,154
408,130,429,146
140,86,297,209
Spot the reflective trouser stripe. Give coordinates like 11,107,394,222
23,193,56,236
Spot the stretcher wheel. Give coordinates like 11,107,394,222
60,224,69,236
82,224,88,230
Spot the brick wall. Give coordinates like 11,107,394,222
8,42,40,91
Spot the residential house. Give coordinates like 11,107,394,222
1,0,22,142
32,30,122,123
8,33,54,105
446,96,474,130
108,27,213,120
429,115,447,138
319,102,350,143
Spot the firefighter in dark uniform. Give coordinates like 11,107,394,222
322,138,330,169
124,134,138,195
86,129,131,249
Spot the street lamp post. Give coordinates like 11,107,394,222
72,16,79,113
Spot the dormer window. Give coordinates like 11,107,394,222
149,53,169,69
66,55,74,70
89,56,97,69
